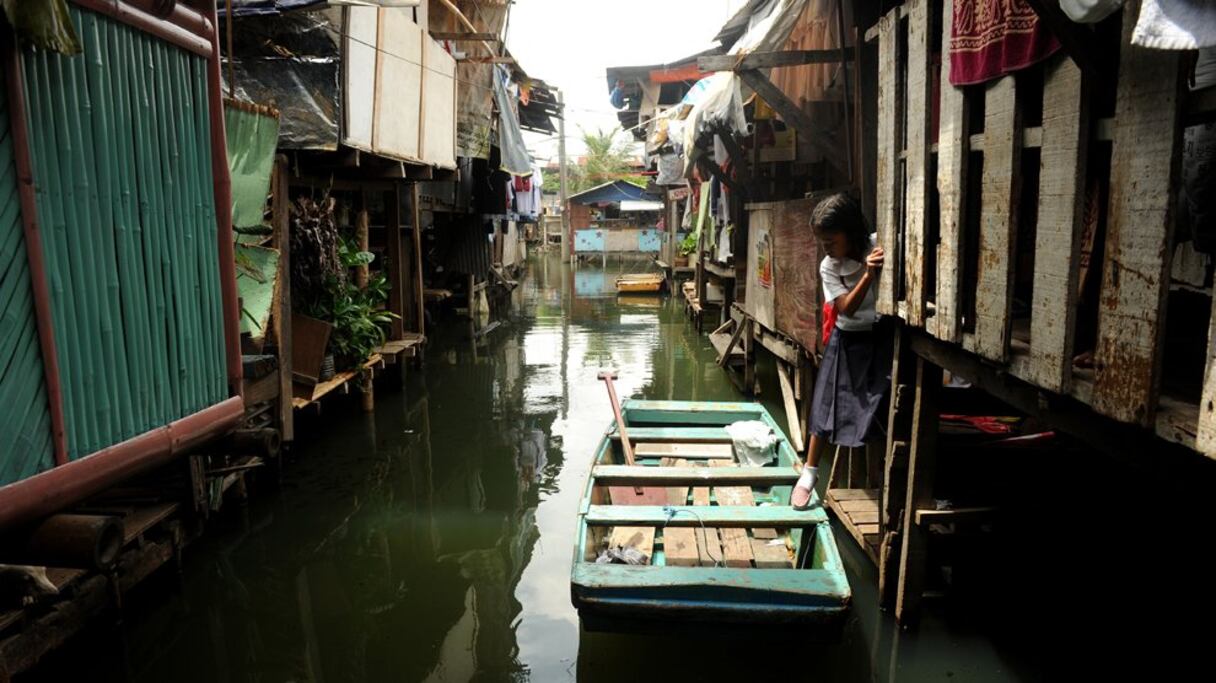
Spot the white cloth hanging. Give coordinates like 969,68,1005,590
1132,0,1216,50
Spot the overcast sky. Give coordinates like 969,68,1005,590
505,0,749,164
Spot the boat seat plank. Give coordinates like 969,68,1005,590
611,427,732,443
633,442,734,459
587,505,828,527
593,465,796,485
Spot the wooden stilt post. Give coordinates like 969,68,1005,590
356,194,373,412
271,156,293,443
743,319,755,395
412,183,425,339
880,323,916,606
894,354,942,626
385,184,405,341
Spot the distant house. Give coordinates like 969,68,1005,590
567,181,663,254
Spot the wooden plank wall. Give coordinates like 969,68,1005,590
875,1,1196,450
902,0,930,329
1023,58,1088,393
1091,4,1183,426
932,0,965,343
966,75,1020,363
770,198,820,352
874,8,901,316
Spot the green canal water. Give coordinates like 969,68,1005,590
24,252,1210,682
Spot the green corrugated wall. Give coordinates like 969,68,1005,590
0,73,56,487
21,7,227,461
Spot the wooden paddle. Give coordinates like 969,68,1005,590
598,370,667,505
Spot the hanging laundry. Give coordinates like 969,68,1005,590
1132,0,1216,50
949,0,1060,86
1058,0,1124,23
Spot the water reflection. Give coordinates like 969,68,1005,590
28,252,1038,683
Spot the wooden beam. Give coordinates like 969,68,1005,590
967,75,1021,363
271,156,293,442
717,320,747,368
585,505,828,527
777,364,805,452
737,68,837,165
903,0,931,328
697,49,848,72
894,356,942,626
456,56,515,64
1092,4,1183,426
385,184,406,340
1025,56,1088,393
914,507,996,525
879,325,914,607
933,0,967,343
412,183,425,337
592,466,798,486
874,8,902,316
429,31,499,41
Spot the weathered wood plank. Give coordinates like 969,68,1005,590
1199,296,1216,455
592,465,798,486
607,526,655,564
661,458,689,505
1092,5,1183,426
968,75,1020,362
776,364,804,452
632,442,734,459
662,458,699,566
698,49,848,72
828,488,880,501
875,8,902,316
903,0,931,327
612,427,732,443
711,460,778,543
571,565,850,601
751,538,793,569
895,357,943,625
662,527,700,567
849,511,880,525
587,505,828,527
691,480,723,566
1025,56,1088,393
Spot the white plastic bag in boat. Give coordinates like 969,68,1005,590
725,420,779,466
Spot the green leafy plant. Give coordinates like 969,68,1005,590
679,232,697,256
306,236,398,369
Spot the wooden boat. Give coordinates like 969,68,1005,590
615,272,665,293
571,400,851,631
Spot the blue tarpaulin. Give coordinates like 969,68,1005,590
568,180,656,206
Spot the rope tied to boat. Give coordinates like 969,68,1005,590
662,505,722,568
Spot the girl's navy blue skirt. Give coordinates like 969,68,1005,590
809,324,892,448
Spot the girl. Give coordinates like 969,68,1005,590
792,193,887,510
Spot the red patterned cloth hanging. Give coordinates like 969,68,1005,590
949,0,1061,86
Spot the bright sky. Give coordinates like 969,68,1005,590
505,0,750,164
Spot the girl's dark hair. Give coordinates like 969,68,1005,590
811,193,869,260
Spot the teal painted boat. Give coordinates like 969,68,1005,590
570,400,851,632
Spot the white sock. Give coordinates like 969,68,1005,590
798,466,818,492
